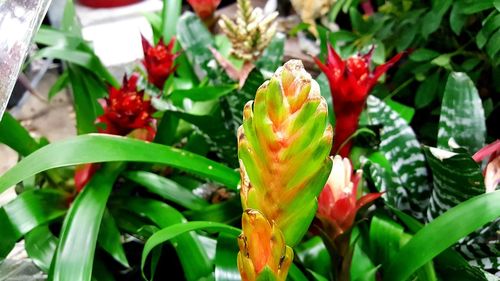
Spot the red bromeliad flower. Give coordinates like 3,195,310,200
314,44,404,157
317,155,382,239
74,74,156,191
187,0,221,20
141,36,177,89
96,73,156,138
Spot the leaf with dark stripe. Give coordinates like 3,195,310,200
366,96,431,220
437,72,485,153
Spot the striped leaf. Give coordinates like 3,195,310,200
423,146,499,273
177,12,219,80
366,96,431,220
437,72,486,153
423,146,485,220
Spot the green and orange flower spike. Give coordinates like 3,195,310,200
237,60,333,280
237,209,293,281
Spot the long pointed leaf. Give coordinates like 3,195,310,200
49,163,123,281
385,191,500,281
0,134,239,195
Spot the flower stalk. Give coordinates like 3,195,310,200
237,60,333,280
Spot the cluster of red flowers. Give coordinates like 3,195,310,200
75,37,177,191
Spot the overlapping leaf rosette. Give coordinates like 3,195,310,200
237,60,333,280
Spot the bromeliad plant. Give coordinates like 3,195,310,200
314,44,404,157
0,0,499,280
237,60,332,280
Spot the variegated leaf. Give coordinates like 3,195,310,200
423,146,498,273
366,96,431,220
437,72,486,153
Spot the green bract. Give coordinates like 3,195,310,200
238,59,333,247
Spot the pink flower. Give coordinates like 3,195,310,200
317,155,382,239
187,0,221,20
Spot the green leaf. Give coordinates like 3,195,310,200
485,28,500,59
184,197,241,224
421,0,453,38
48,71,69,100
414,71,439,109
385,99,415,123
437,72,485,153
369,215,404,267
385,191,500,281
389,207,492,281
423,147,486,219
215,233,240,281
460,0,495,14
409,48,440,62
476,11,500,48
177,12,217,80
141,221,240,280
25,225,58,272
161,0,181,41
154,111,179,145
316,73,334,126
97,210,129,268
169,84,238,103
143,12,162,43
0,112,40,156
35,46,118,88
255,32,286,76
0,134,240,195
351,239,377,281
0,189,67,259
49,163,122,281
431,54,452,69
124,171,209,210
112,197,212,281
450,3,468,35
367,96,431,220
67,65,99,134
61,0,82,35
296,237,331,278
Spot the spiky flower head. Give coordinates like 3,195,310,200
96,73,155,137
238,60,333,246
314,44,404,156
141,36,177,89
219,0,278,61
237,209,293,281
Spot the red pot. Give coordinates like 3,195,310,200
79,0,141,8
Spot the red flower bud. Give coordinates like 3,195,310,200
142,36,177,89
187,0,221,20
314,44,404,157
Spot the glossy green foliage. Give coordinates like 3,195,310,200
49,163,122,281
437,72,486,153
385,191,500,281
0,134,239,195
366,96,431,221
